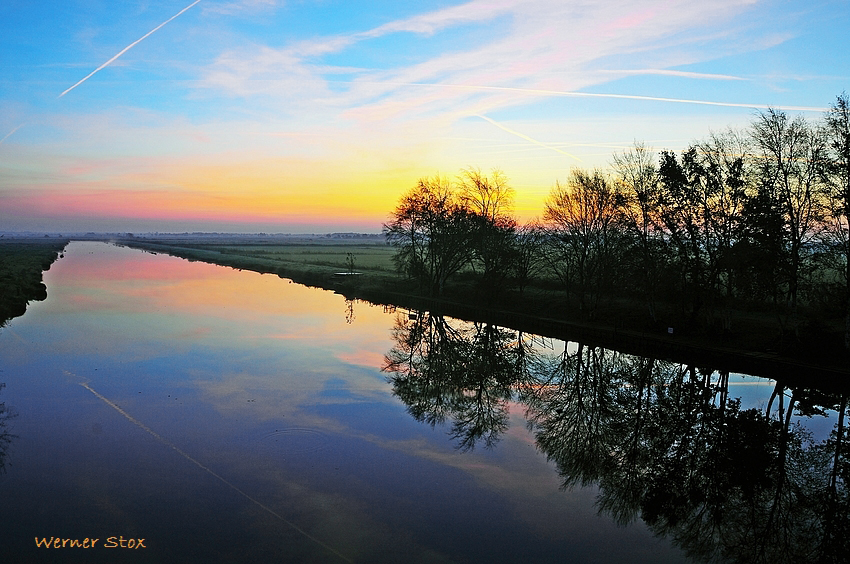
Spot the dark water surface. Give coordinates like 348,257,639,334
0,242,841,563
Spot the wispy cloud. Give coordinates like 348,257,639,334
200,0,784,126
358,0,523,37
59,0,202,98
201,46,337,104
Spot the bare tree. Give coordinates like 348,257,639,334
458,168,517,299
458,167,514,221
656,137,749,324
544,168,620,316
695,129,750,301
822,93,850,351
657,147,711,317
751,108,828,333
512,220,547,294
613,142,664,321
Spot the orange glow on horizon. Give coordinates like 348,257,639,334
3,150,553,229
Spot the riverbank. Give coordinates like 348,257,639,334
0,237,69,327
116,235,850,391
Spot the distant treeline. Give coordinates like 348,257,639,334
384,94,850,352
0,238,68,327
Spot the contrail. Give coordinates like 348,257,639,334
0,124,24,145
77,378,353,563
475,114,582,162
538,89,828,113
596,69,747,81
363,81,829,113
59,0,202,98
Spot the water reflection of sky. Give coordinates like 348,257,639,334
3,241,789,562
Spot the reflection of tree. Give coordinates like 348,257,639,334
383,312,530,450
385,322,850,563
527,354,850,564
344,299,355,324
0,382,18,474
524,345,619,489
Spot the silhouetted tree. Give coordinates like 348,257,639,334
458,167,514,222
694,130,749,303
613,142,665,322
822,93,850,351
735,182,787,308
383,176,475,296
459,168,518,299
750,108,828,333
544,169,620,316
658,148,711,318
379,95,850,357
511,221,547,294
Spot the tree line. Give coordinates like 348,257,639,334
383,94,850,351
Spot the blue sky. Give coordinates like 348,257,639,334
1,0,848,232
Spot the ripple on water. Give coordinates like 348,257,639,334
253,427,329,457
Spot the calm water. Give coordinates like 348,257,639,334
0,242,842,563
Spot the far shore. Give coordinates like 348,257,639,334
3,234,846,392
110,234,850,392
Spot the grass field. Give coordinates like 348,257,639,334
208,244,396,272
0,237,69,326
118,236,404,296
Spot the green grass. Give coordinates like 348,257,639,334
119,239,402,294
211,244,396,272
0,238,69,326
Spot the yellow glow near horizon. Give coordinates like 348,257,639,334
2,137,570,229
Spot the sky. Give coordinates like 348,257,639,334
1,0,848,234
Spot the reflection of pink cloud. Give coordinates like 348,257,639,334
504,403,538,448
336,350,385,369
59,251,214,282
53,247,365,334
67,294,111,308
